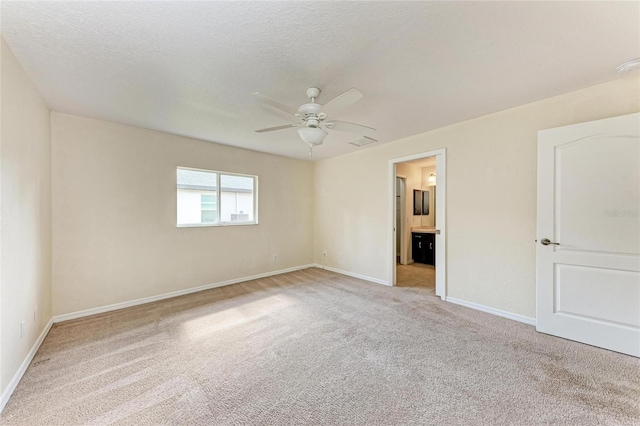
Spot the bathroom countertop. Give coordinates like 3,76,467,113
411,227,437,234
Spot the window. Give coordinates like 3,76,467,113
177,167,257,227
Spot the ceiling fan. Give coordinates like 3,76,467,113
252,87,376,155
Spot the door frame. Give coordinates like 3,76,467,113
388,148,447,299
396,175,408,265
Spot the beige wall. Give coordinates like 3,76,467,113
0,39,52,394
314,75,640,318
51,113,314,316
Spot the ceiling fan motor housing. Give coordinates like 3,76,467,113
298,102,322,118
306,118,320,127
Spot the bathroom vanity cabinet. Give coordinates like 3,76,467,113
411,232,435,265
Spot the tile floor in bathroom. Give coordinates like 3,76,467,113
396,261,435,293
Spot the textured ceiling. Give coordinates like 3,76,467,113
2,1,639,161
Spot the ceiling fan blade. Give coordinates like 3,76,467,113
251,92,299,116
321,88,363,116
255,124,301,133
325,120,376,136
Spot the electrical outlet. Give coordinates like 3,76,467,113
34,305,38,322
20,321,25,339
273,254,278,262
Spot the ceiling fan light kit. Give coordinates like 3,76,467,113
252,87,377,156
297,127,327,146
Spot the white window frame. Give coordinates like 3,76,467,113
176,166,259,228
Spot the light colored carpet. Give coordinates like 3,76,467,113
1,267,638,425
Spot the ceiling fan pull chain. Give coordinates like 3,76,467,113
309,145,313,157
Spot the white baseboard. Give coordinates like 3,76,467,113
313,264,390,286
0,318,53,413
446,297,536,326
53,264,316,323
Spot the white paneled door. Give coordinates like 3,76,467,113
537,113,640,357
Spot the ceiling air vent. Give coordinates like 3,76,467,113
348,136,377,147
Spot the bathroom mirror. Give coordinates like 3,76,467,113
422,190,429,215
413,189,422,215
420,186,436,227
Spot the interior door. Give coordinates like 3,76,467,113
536,112,640,357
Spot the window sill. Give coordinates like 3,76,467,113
177,221,258,228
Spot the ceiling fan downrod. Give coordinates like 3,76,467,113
306,87,320,103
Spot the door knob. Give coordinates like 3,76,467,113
540,238,560,246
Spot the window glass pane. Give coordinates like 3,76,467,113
201,194,217,210
220,174,254,222
177,168,219,225
177,190,217,225
177,169,217,189
201,210,217,223
200,194,217,223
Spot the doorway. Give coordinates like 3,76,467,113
389,149,446,299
